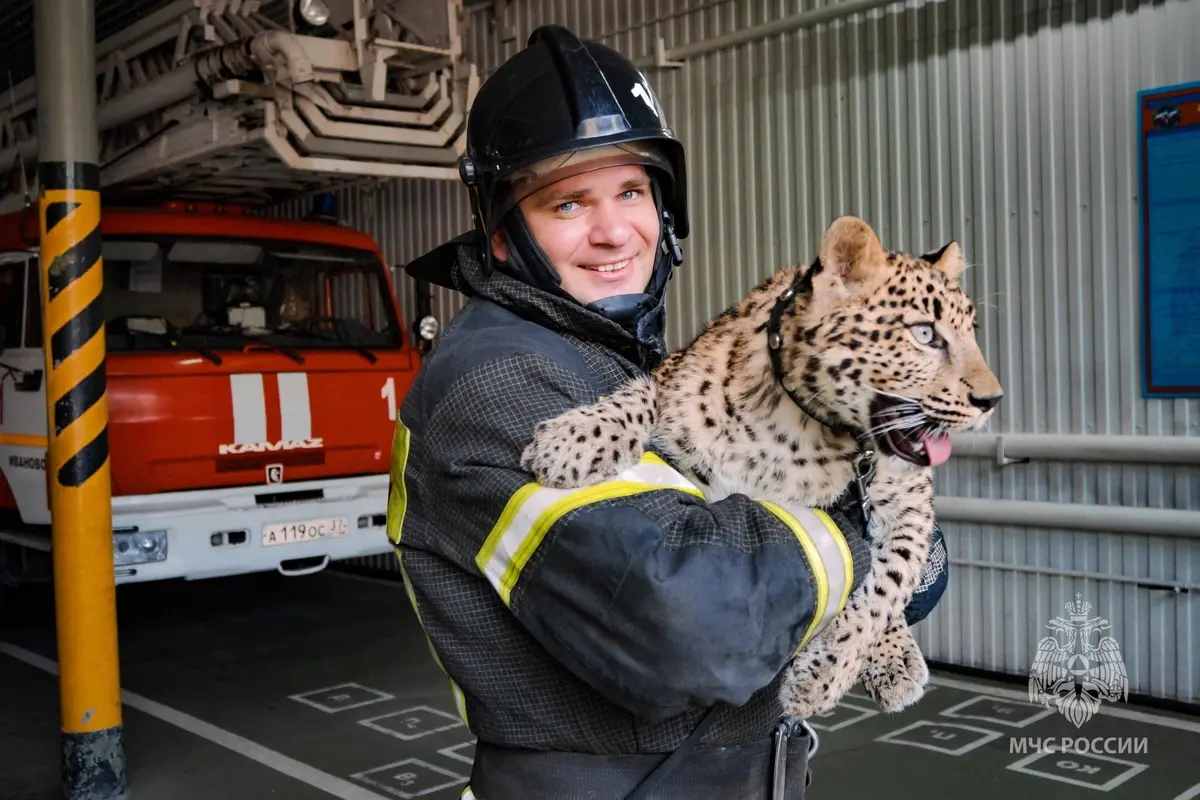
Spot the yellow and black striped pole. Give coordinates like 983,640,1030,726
35,0,128,796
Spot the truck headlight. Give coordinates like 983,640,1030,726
113,530,168,566
418,315,440,341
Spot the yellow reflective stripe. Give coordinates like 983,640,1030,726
386,419,412,546
461,787,478,800
393,548,472,728
760,501,854,653
476,452,704,606
386,424,470,728
451,680,468,725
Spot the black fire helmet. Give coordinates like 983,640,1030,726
405,24,688,308
460,24,688,259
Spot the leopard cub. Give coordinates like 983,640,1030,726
521,215,1002,718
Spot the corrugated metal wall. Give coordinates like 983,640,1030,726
279,0,1200,704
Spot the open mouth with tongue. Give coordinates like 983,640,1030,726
868,395,954,468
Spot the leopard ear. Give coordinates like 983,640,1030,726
815,215,886,297
924,241,967,282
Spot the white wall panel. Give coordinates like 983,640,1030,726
282,0,1200,703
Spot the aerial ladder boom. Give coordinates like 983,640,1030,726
0,0,479,208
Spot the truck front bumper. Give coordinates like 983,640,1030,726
109,473,393,584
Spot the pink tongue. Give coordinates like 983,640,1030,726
920,433,953,467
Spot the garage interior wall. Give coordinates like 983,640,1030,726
276,0,1200,704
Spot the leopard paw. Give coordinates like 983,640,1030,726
520,406,644,489
860,623,929,713
778,643,860,718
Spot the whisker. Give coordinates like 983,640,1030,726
972,291,1009,317
776,381,835,422
869,386,921,405
794,389,835,421
869,412,927,430
868,414,929,438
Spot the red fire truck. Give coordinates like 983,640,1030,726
0,199,431,588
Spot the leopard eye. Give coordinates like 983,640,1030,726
910,324,936,346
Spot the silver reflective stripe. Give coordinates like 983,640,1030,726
621,456,701,494
760,499,855,650
778,503,852,634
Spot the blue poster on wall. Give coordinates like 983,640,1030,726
1139,80,1200,399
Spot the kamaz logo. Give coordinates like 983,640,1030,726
218,438,324,455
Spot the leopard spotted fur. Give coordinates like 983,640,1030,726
519,215,1003,718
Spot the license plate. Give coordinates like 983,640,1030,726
261,516,350,547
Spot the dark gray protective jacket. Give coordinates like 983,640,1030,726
387,233,949,753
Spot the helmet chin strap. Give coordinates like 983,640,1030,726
496,210,569,296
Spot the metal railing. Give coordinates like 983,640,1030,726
934,496,1199,539
935,433,1200,538
949,432,1200,467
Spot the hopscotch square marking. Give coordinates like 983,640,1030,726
1006,749,1149,791
876,720,1003,755
351,758,467,799
439,741,476,765
940,695,1056,729
845,686,936,705
810,701,878,732
288,682,394,713
359,705,464,741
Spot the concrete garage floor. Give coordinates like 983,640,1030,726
2,570,1198,800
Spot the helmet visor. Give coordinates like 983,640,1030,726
491,142,675,228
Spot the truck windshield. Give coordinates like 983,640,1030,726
100,236,401,359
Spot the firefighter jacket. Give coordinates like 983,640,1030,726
387,233,949,754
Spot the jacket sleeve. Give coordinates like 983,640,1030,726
399,349,882,721
905,523,949,626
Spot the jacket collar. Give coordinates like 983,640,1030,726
406,231,668,371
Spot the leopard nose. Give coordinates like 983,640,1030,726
969,392,1003,412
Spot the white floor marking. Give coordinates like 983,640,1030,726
289,682,395,713
358,706,463,741
938,695,1056,729
1172,783,1200,800
0,641,390,800
1006,749,1149,792
439,742,476,765
809,700,878,732
351,758,467,798
928,675,1200,734
875,720,1004,756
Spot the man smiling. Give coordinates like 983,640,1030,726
389,23,949,800
491,152,661,305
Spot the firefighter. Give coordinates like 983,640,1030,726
389,24,949,799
